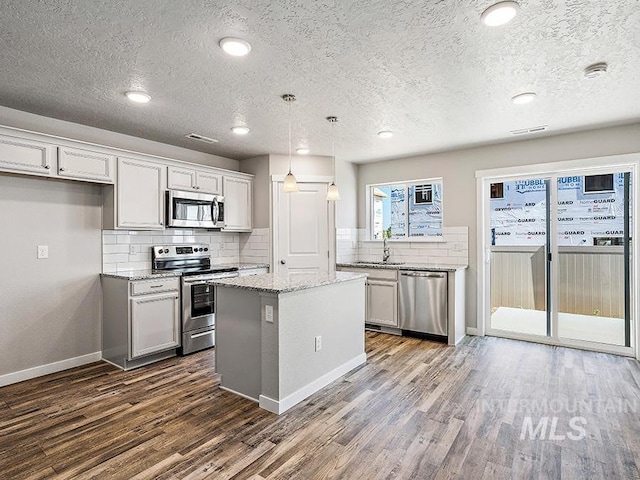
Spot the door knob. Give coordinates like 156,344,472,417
280,260,286,265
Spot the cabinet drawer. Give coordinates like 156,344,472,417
130,278,179,296
338,267,398,281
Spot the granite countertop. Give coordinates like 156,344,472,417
101,263,270,281
336,262,467,272
212,271,367,294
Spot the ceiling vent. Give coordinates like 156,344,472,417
185,133,219,144
510,125,548,136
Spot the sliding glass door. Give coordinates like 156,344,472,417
555,172,632,348
489,177,551,339
486,169,634,354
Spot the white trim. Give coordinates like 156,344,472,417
475,152,640,178
270,174,334,183
477,154,639,358
466,327,480,336
486,328,635,357
219,385,259,403
258,353,367,415
0,351,102,387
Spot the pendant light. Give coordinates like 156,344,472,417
326,116,341,201
282,94,299,193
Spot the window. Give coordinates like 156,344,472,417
369,178,443,240
584,174,614,193
490,182,504,199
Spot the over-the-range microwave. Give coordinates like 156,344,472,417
166,189,224,229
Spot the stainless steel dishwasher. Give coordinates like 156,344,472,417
399,271,448,336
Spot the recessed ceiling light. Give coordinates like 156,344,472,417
584,62,608,79
296,147,310,155
377,131,393,138
231,126,250,135
511,92,537,104
481,1,520,26
125,91,151,103
219,38,252,56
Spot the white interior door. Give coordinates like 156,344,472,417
275,182,331,274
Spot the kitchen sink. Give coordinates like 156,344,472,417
354,261,404,265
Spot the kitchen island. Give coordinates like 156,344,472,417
212,271,367,414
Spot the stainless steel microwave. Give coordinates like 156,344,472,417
166,190,224,229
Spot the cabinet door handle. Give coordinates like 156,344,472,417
44,165,50,169
59,167,65,172
149,284,164,289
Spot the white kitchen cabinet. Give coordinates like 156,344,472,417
0,133,54,176
336,266,399,328
130,291,180,358
57,145,115,183
196,170,222,194
168,166,222,194
102,275,181,370
366,280,398,327
222,175,253,232
107,157,166,230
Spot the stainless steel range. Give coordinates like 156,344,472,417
152,244,239,355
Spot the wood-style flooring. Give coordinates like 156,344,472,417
1,333,640,479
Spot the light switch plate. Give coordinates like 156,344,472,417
314,336,322,352
265,305,274,323
37,245,48,259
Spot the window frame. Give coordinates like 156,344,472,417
366,177,444,242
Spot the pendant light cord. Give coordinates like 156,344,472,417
288,100,292,174
332,119,336,183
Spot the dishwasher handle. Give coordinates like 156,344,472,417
401,272,446,278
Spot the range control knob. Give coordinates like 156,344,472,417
204,247,209,252
163,248,169,254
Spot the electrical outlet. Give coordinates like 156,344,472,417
265,305,274,323
452,243,464,252
129,244,139,255
314,336,322,352
37,245,48,259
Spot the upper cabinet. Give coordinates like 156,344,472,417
0,133,54,176
222,175,253,232
104,157,166,230
168,166,222,194
57,146,115,183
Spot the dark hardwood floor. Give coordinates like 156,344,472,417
1,333,640,479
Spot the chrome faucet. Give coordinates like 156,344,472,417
382,236,390,263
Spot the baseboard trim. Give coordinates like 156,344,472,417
466,327,480,336
0,351,102,387
219,385,258,403
259,353,367,415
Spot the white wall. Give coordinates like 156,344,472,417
0,175,103,377
358,123,640,329
0,105,239,171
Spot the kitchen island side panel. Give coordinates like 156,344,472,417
215,286,263,401
277,278,366,400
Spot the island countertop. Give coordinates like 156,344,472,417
211,271,366,294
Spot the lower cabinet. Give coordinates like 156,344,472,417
102,275,180,370
337,266,399,328
130,291,180,358
366,279,398,327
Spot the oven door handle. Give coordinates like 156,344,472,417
183,280,209,286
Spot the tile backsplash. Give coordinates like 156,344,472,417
337,227,469,266
239,228,270,265
102,230,240,273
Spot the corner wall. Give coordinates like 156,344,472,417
357,122,640,329
0,175,103,379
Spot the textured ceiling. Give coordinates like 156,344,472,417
1,1,639,163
